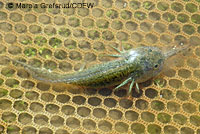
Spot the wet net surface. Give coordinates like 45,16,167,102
0,0,200,134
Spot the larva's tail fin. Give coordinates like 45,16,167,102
8,58,67,83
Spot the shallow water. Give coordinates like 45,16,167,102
0,0,200,134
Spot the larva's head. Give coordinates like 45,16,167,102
129,46,165,83
128,44,190,83
141,46,165,76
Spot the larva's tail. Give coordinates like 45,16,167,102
8,58,67,83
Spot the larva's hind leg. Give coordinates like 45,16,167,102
114,77,132,91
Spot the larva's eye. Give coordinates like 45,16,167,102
154,64,158,69
148,49,152,52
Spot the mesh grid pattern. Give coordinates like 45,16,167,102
0,0,200,134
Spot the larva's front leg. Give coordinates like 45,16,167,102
114,77,132,91
135,83,140,93
128,79,135,95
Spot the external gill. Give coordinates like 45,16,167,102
107,45,140,94
105,44,126,58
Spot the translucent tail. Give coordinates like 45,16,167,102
8,58,67,83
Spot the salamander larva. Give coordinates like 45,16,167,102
8,44,190,94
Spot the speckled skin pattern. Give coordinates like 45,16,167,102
10,45,188,93
65,46,165,87
12,47,164,85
